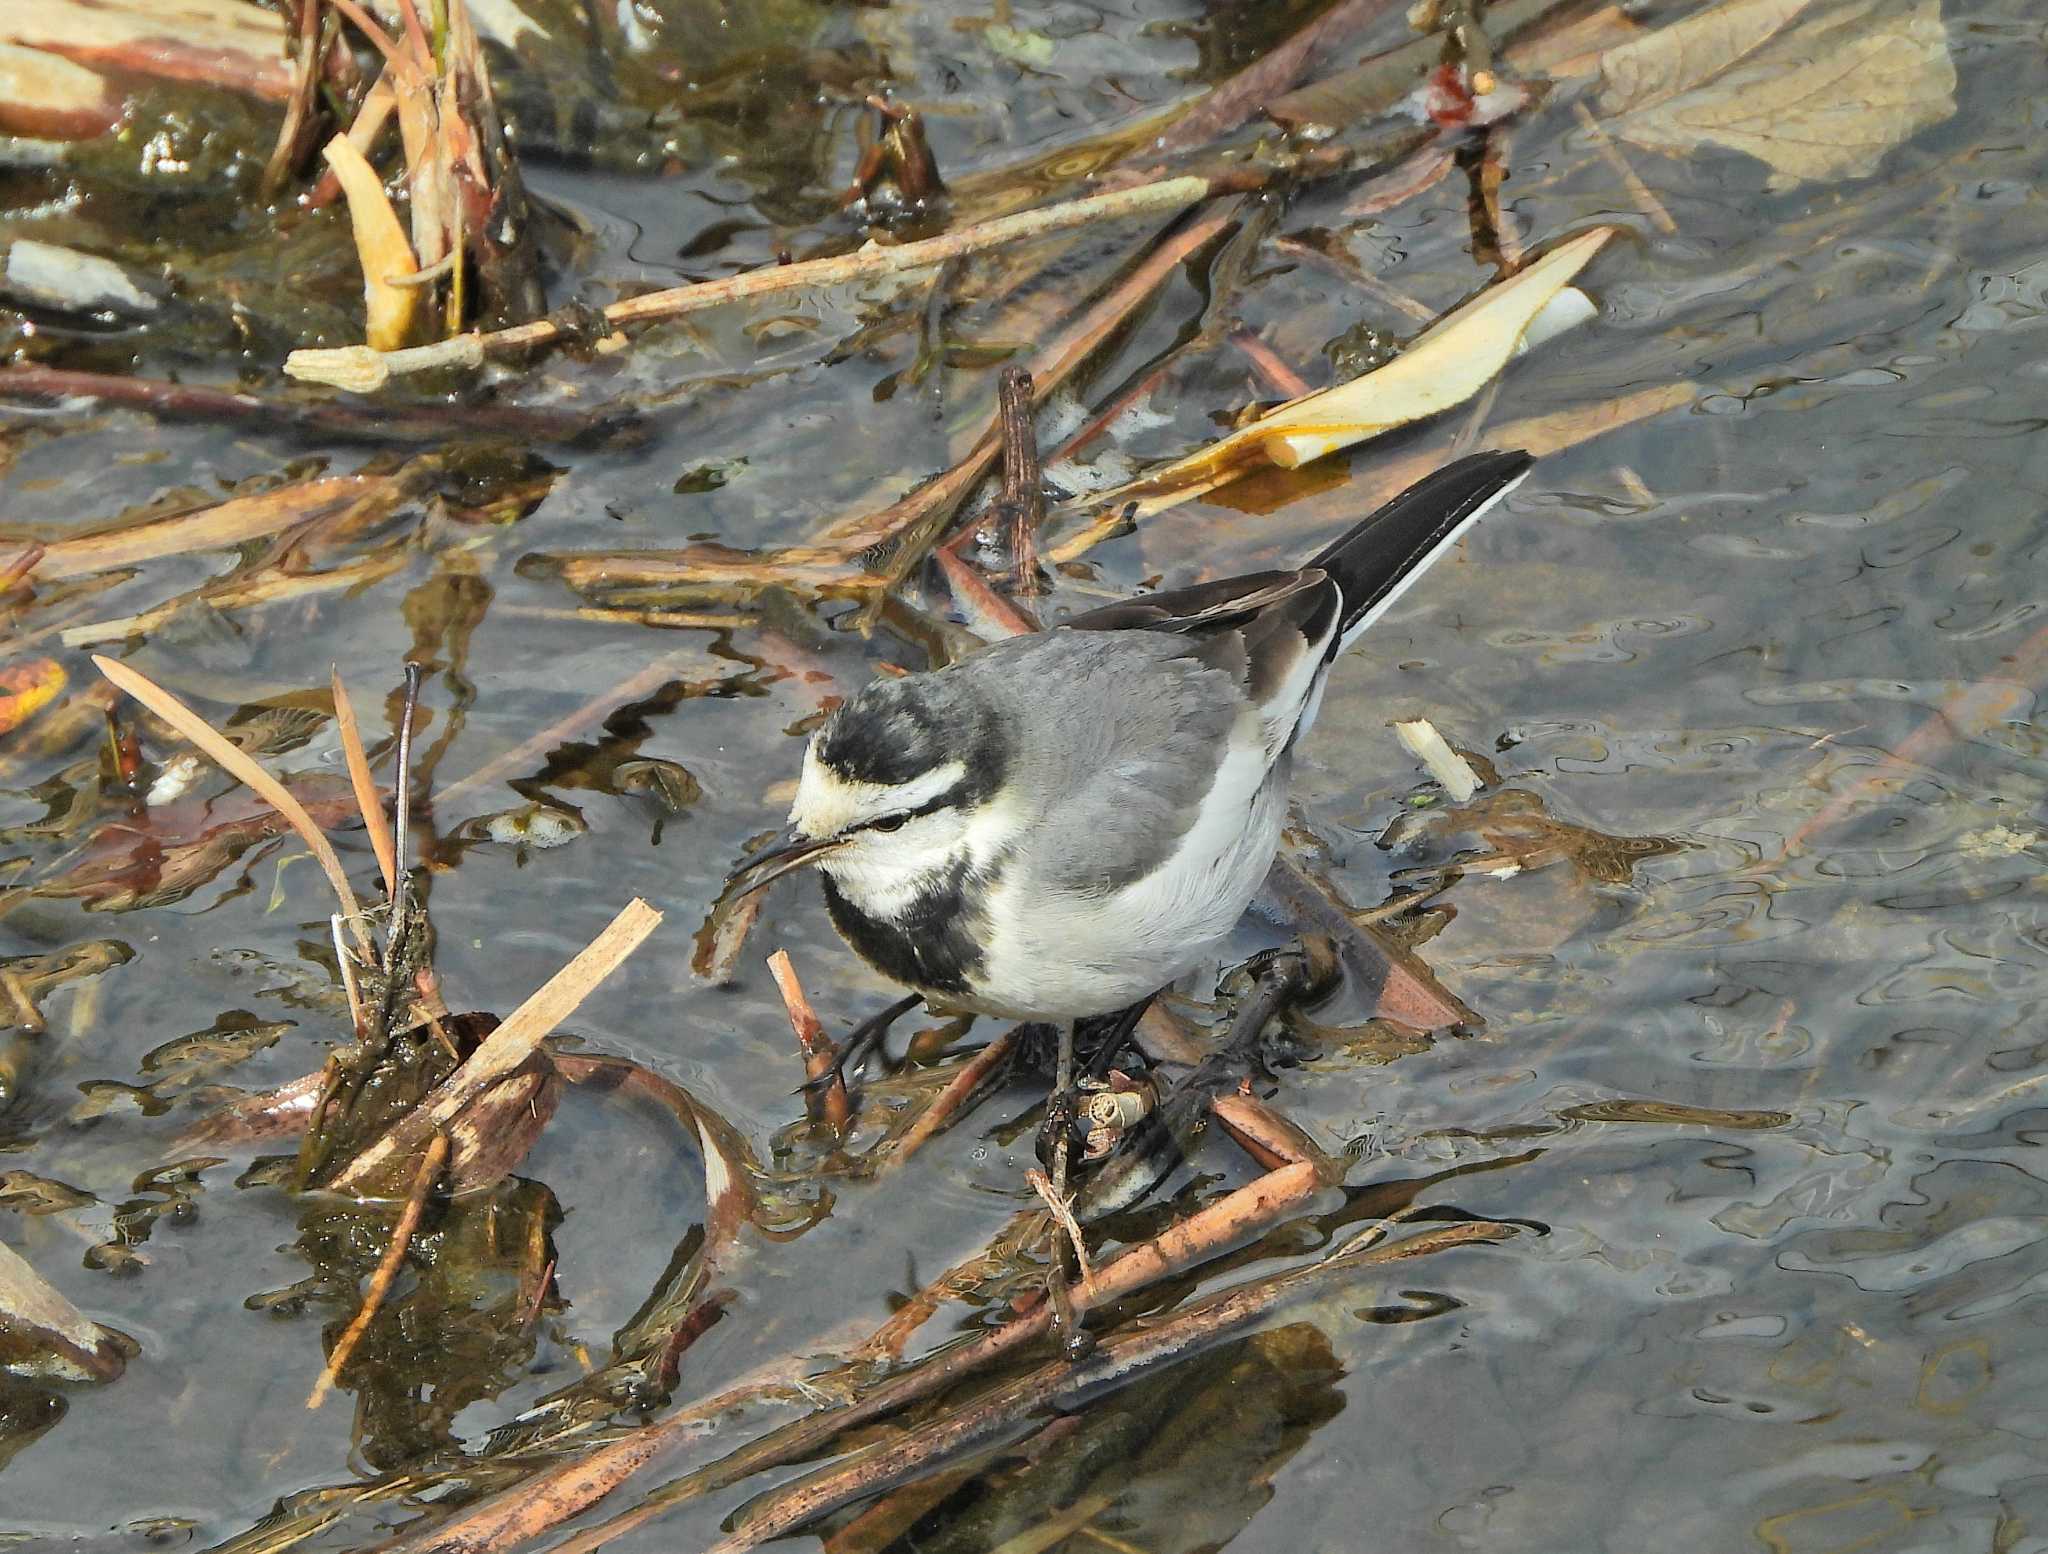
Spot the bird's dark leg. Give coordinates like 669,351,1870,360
1079,993,1155,1080
1073,943,1333,1222
795,992,923,1099
1037,1018,1094,1358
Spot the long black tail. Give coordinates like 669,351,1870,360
1313,449,1533,648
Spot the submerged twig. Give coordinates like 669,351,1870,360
307,1129,448,1410
885,1028,1020,1170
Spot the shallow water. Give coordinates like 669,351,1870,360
2,0,2046,1549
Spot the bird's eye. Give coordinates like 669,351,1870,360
868,813,908,833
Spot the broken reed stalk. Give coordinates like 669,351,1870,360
710,1221,1517,1552
287,174,1218,390
443,1155,1328,1554
307,1129,449,1410
91,655,371,954
932,548,1042,638
331,668,397,895
1133,1004,1323,1172
331,898,662,1192
11,474,376,582
1044,381,1698,565
767,951,850,1132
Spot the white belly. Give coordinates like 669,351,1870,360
970,756,1290,1020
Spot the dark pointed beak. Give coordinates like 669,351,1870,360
721,825,849,902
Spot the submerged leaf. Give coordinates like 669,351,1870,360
1598,0,1814,114
1598,0,1956,190
0,1240,126,1384
0,658,65,735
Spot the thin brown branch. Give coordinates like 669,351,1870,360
476,1157,1327,1554
709,1221,1515,1552
307,1129,447,1409
768,950,850,1133
331,668,397,897
287,175,1220,389
884,1028,1020,1171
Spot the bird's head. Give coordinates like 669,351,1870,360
723,671,1010,907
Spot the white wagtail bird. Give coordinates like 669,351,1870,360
725,449,1532,1079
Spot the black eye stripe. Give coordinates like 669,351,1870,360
859,783,962,835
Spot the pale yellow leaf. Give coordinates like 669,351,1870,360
1601,0,1956,190
1075,228,1614,516
1258,227,1614,466
321,133,419,351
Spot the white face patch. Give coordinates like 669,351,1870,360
786,745,1024,919
788,745,968,840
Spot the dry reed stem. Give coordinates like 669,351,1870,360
331,898,662,1192
1047,381,1696,565
767,950,850,1132
288,175,1217,389
307,1129,448,1409
92,655,369,949
884,1028,1020,1171
331,668,397,896
932,549,1042,638
4,475,377,581
481,1157,1327,1554
709,1220,1512,1552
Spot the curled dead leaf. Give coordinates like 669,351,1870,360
321,133,420,350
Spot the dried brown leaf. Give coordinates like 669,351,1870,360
1598,0,1813,114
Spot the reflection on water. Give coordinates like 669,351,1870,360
3,0,2047,1547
